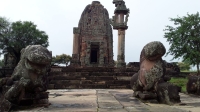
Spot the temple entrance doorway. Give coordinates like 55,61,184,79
90,44,99,63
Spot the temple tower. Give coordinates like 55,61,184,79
71,1,114,67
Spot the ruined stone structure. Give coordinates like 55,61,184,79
71,1,114,67
0,45,52,111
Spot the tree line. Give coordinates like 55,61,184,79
0,17,71,67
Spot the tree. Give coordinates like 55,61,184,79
0,17,9,28
164,12,200,74
0,19,49,66
177,62,191,71
52,54,72,66
0,17,10,40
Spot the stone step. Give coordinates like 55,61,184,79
49,79,130,85
48,83,131,89
51,67,139,73
48,72,135,76
48,74,132,80
48,78,131,89
48,75,96,80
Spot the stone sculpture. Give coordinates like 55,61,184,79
130,41,180,105
0,45,52,111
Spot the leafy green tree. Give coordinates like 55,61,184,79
0,18,49,65
52,54,72,66
0,17,9,28
177,62,191,71
164,12,200,74
0,17,10,39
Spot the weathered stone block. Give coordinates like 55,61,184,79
187,75,200,95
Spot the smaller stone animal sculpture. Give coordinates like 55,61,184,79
0,45,52,111
130,41,180,105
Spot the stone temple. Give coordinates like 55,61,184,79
71,1,114,67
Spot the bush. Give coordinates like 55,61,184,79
169,77,188,93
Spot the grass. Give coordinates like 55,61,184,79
169,77,188,93
181,70,197,73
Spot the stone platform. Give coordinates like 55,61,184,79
15,89,200,112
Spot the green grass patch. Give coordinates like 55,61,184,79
181,70,197,73
169,77,188,93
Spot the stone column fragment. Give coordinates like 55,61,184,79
117,29,126,67
71,27,80,66
73,27,80,54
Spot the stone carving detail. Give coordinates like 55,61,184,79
72,1,114,67
0,45,52,111
130,41,180,105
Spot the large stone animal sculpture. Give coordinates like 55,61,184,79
130,41,180,105
0,45,52,111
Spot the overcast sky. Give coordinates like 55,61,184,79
0,0,199,63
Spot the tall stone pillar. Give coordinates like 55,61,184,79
117,29,126,67
111,0,129,67
71,27,80,66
